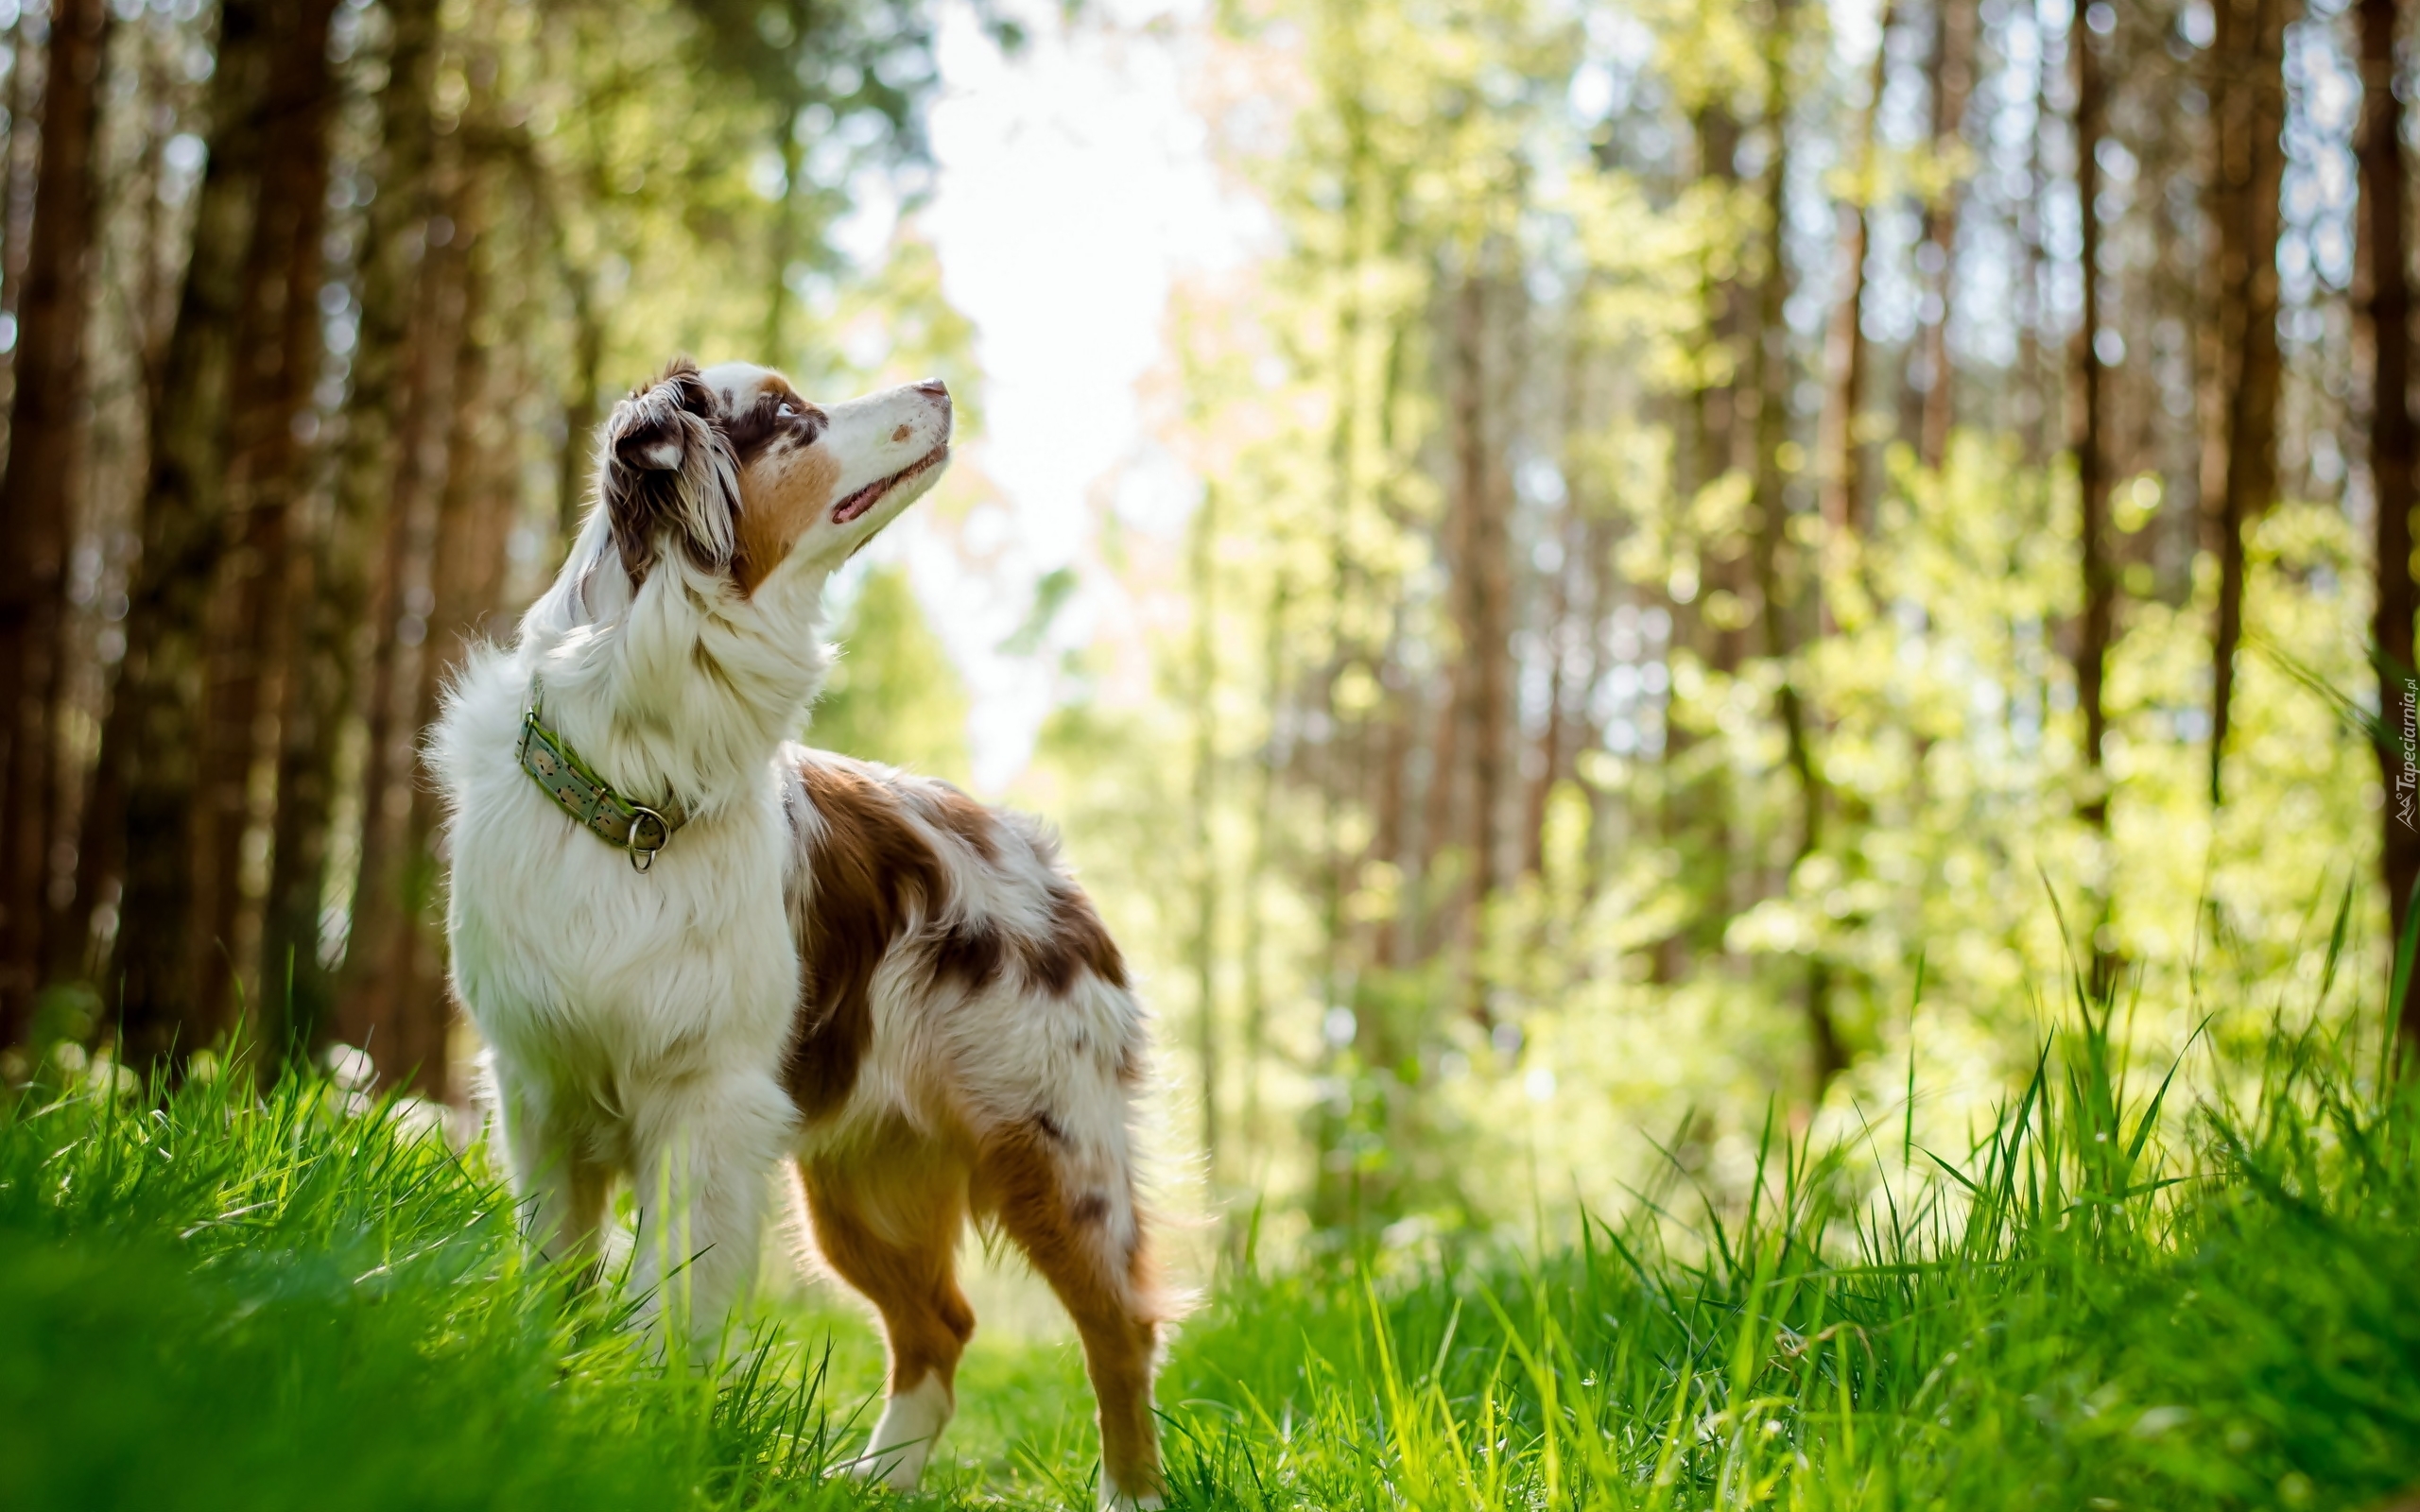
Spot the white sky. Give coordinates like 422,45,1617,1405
876,0,1257,792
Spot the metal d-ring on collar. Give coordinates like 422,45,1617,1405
516,678,687,872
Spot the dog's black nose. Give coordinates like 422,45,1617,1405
914,378,949,401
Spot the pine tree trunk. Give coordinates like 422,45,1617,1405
763,129,803,366
2358,0,2420,1062
1522,501,1577,877
2072,6,2118,997
1750,0,1842,1092
258,0,439,1060
2205,0,2289,808
367,231,495,1097
1915,0,1974,469
1818,1,1893,543
0,7,43,352
1444,263,1512,1018
1238,571,1284,1176
1655,106,1744,981
0,0,109,1042
1188,482,1220,1175
2015,25,2051,464
1430,269,1483,983
333,141,468,1081
555,285,603,543
88,0,285,1071
191,0,339,1051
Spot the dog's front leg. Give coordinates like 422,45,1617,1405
493,1068,611,1280
627,1066,794,1356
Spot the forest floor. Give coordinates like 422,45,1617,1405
4,1012,2417,1512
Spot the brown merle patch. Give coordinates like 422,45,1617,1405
784,760,947,1121
1022,879,1128,994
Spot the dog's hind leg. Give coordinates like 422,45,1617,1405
796,1148,976,1490
627,1067,794,1355
977,1108,1167,1510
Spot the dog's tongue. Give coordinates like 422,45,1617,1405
832,480,884,524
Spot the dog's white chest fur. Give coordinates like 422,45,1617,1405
441,673,797,1096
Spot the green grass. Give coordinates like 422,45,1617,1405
4,1005,2417,1511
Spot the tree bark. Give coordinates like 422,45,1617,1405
1751,0,1842,1093
2071,9,2118,998
2016,32,2050,463
400,152,511,1095
1188,482,1219,1174
2357,0,2420,1063
1522,500,1578,878
84,0,285,1071
2205,0,2289,808
1444,263,1511,1014
1916,0,1974,469
0,5,43,348
0,0,109,1042
762,129,802,367
555,282,603,543
260,0,439,1058
191,0,339,1051
1649,108,1739,982
334,133,472,1086
1817,0,1893,543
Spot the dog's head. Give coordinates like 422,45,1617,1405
600,356,953,597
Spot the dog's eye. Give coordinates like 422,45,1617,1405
777,403,797,419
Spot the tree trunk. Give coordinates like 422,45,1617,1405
0,5,43,351
2071,5,2118,998
396,157,512,1096
335,136,474,1088
2358,0,2420,1063
1429,271,1478,979
85,0,285,1071
1750,0,1842,1094
191,0,339,1051
2205,0,2289,808
1653,106,1744,982
1188,482,1219,1175
1522,501,1578,877
260,0,439,1059
2016,20,2051,463
762,129,802,366
1444,262,1511,1016
1238,569,1284,1176
1817,0,1893,543
1916,0,1974,469
555,282,603,543
0,0,109,1042
366,186,499,1098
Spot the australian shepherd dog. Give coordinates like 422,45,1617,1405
430,359,1170,1506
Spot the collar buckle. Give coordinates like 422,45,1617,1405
627,807,671,872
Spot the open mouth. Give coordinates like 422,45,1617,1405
831,445,949,524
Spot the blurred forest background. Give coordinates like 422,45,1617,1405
0,0,2409,1252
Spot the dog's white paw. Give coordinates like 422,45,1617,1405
1098,1479,1165,1510
839,1375,952,1491
838,1445,928,1492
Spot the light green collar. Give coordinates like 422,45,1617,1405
517,679,686,872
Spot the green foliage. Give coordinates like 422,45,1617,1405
1063,0,2388,1244
806,564,973,782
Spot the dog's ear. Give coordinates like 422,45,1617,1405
600,356,739,586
